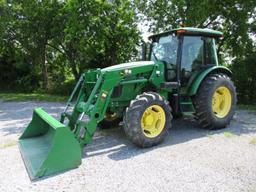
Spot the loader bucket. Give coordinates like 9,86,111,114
18,108,82,180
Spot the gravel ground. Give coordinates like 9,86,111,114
0,100,256,192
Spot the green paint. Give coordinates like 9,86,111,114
149,27,223,39
19,62,157,180
19,28,233,180
174,27,223,37
188,66,232,96
19,108,81,180
101,61,155,72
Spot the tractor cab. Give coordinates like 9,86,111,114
146,28,224,115
148,27,222,87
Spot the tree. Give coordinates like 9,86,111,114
135,0,255,59
1,0,140,90
0,1,38,91
10,0,65,89
135,0,256,104
53,0,140,80
231,44,256,103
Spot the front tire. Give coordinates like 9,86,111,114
123,92,172,148
193,73,237,129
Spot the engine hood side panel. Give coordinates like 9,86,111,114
101,61,155,72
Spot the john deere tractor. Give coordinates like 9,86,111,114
18,27,237,180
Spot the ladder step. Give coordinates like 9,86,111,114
182,111,195,116
180,102,193,105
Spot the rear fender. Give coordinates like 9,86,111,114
188,66,232,96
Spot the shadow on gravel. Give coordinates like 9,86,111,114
1,101,256,181
83,118,206,161
0,101,64,137
34,112,256,182
83,113,256,161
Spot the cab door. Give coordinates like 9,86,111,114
180,36,204,87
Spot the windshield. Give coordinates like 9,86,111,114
151,35,178,65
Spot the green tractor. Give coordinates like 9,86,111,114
18,27,237,180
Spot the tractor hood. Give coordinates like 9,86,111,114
101,61,155,72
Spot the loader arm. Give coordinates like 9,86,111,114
60,62,159,146
18,61,163,180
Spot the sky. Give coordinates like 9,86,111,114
137,21,153,42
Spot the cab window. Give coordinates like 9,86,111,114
181,36,204,72
205,38,218,65
151,35,179,65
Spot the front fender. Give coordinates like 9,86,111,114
188,66,232,96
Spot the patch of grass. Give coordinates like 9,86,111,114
0,92,67,102
238,104,256,111
249,137,256,145
0,140,17,149
223,131,236,138
249,186,256,192
206,133,214,138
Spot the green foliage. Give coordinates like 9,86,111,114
135,0,256,104
47,78,77,96
59,0,140,79
231,46,256,104
0,0,255,105
135,0,255,54
238,104,256,111
0,0,140,92
0,92,67,102
0,0,66,90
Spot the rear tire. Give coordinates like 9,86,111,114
193,73,237,129
123,92,172,148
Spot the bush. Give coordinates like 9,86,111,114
47,78,76,96
231,49,256,104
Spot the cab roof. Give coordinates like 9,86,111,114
149,27,223,40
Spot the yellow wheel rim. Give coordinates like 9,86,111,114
212,86,232,118
140,105,166,138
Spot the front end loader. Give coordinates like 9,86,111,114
19,27,237,180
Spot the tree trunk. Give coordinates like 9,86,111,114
71,61,79,81
66,47,79,80
41,44,48,90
